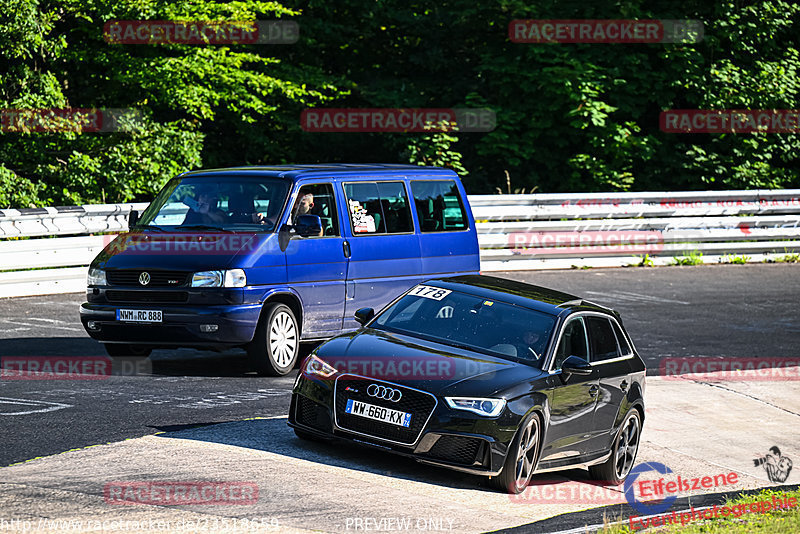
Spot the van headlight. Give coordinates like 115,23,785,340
191,269,246,288
445,397,506,417
87,268,107,286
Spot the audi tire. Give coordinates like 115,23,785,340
492,413,541,494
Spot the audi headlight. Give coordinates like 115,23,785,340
191,269,246,288
303,355,337,378
87,268,107,286
445,397,506,417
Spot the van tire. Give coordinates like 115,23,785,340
103,344,152,358
248,303,299,376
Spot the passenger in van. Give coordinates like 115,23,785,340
183,187,226,225
293,193,323,236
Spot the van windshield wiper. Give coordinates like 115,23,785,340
176,224,234,233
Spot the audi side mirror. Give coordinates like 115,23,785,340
128,210,139,228
354,307,375,326
560,355,592,381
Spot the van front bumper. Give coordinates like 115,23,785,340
79,301,263,348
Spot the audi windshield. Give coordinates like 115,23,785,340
136,176,291,232
371,285,556,365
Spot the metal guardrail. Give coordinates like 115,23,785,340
1,191,799,298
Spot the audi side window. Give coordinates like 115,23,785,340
611,320,632,356
410,180,468,232
553,317,588,370
587,316,621,363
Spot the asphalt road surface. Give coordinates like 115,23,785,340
1,263,798,470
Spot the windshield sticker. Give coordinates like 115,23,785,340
483,300,494,306
409,285,452,301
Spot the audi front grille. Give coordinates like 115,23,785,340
333,375,437,446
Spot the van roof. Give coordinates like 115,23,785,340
180,164,458,181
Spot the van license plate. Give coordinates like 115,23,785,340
116,309,162,323
345,399,411,427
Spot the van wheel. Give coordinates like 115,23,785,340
248,303,298,376
103,344,152,358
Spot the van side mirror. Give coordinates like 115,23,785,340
295,214,322,237
278,224,293,252
128,210,139,228
560,355,592,381
354,307,375,326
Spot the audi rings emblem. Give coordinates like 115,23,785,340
138,272,151,286
367,384,402,402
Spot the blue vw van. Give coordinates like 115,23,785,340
80,164,480,375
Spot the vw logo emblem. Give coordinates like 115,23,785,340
138,272,151,286
367,384,402,402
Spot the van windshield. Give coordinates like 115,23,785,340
136,176,291,232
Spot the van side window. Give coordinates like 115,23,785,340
343,181,413,234
293,183,339,236
410,180,468,232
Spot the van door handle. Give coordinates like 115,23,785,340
343,240,351,258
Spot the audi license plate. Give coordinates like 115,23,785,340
345,399,411,428
116,309,162,323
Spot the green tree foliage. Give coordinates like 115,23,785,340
0,0,346,207
0,0,797,208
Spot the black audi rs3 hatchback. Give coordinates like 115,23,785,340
288,275,646,493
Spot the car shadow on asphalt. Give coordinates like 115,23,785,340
153,417,610,494
155,417,494,491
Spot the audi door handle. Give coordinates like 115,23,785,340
589,385,599,397
620,380,628,391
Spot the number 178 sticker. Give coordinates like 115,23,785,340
409,285,452,301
